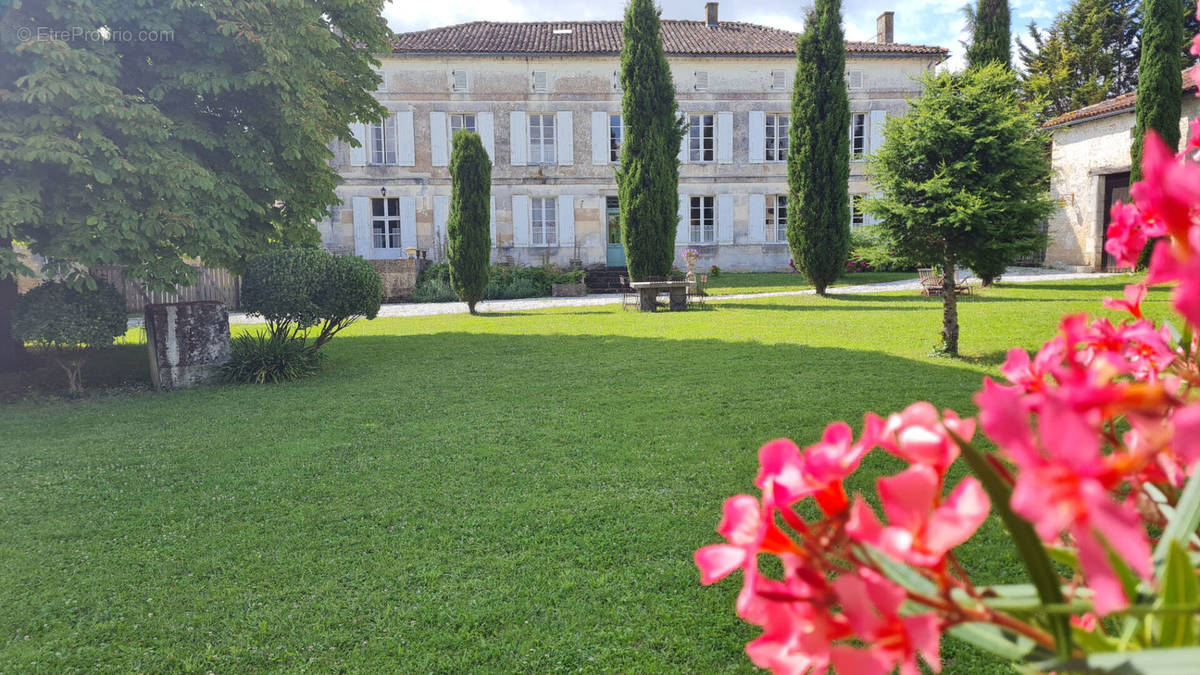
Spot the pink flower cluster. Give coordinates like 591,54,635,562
697,58,1200,673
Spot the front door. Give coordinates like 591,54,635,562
1101,172,1131,271
605,197,625,267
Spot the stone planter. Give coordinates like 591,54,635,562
551,283,587,297
144,301,231,390
371,259,430,302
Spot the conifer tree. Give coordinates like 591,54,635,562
1131,0,1184,182
966,0,1013,69
617,0,685,280
787,0,851,296
446,132,492,314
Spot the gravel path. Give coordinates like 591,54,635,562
127,267,1124,327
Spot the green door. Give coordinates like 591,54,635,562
605,198,625,267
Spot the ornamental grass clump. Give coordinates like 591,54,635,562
696,21,1200,673
12,280,127,394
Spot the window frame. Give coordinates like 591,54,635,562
688,114,716,163
369,114,398,166
850,112,867,161
608,114,623,164
449,113,477,144
528,113,556,166
690,196,716,244
766,194,788,243
531,196,558,246
765,113,790,163
371,197,402,249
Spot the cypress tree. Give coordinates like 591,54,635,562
1131,0,1184,182
617,0,685,281
787,0,851,296
966,0,1013,69
446,132,492,314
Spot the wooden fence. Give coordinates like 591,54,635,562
91,265,241,313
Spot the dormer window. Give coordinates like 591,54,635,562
532,71,549,92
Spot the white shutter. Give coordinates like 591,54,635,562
558,195,574,247
489,194,497,245
717,111,733,164
396,111,415,166
717,194,734,244
512,195,530,247
399,196,417,249
748,111,765,164
748,194,766,243
433,195,450,244
676,194,690,246
869,110,887,156
591,111,608,165
430,111,448,167
510,111,527,166
352,196,371,256
556,111,573,166
349,123,367,166
478,112,495,163
678,113,687,164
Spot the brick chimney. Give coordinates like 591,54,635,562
705,2,719,28
876,11,894,44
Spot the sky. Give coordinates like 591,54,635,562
382,0,1071,70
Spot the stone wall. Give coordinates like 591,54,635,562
144,301,231,389
372,258,429,302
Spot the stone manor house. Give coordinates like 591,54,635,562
317,4,947,272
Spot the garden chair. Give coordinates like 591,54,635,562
917,267,942,296
954,271,974,296
688,273,709,308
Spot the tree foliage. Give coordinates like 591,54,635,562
787,0,851,296
866,65,1054,356
0,0,390,369
616,0,685,281
446,132,492,313
12,279,126,393
1132,0,1186,182
965,0,1013,69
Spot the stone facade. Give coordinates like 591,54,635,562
318,10,944,273
1045,93,1199,270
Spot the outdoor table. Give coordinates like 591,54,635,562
628,280,695,312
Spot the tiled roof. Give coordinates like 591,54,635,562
390,20,948,57
1043,69,1197,129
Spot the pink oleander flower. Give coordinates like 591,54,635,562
695,494,796,586
830,568,941,675
1187,117,1200,155
1130,131,1200,243
1104,201,1149,268
743,598,843,675
1000,340,1066,407
846,464,990,568
755,416,882,515
1102,283,1147,320
1146,229,1200,330
879,402,975,473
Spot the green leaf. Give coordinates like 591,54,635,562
1037,646,1200,674
1155,468,1200,573
955,434,1074,659
1181,323,1194,361
1157,540,1199,647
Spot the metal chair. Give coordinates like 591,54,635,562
688,273,709,307
619,276,638,310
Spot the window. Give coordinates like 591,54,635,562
766,195,787,242
771,70,787,90
846,70,864,90
528,114,556,165
689,114,715,163
850,194,865,228
765,113,789,162
531,197,557,246
371,198,401,249
608,114,623,163
532,70,549,92
449,113,476,142
695,71,709,91
369,115,397,165
690,196,715,243
451,70,469,92
851,113,867,160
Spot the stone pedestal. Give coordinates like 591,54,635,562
145,301,231,390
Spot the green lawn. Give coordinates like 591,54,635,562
703,271,911,296
0,276,1161,672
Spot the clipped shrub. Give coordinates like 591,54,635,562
848,225,920,273
219,331,323,384
12,280,127,393
241,248,381,354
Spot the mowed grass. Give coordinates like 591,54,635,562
0,276,1161,673
703,271,910,296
